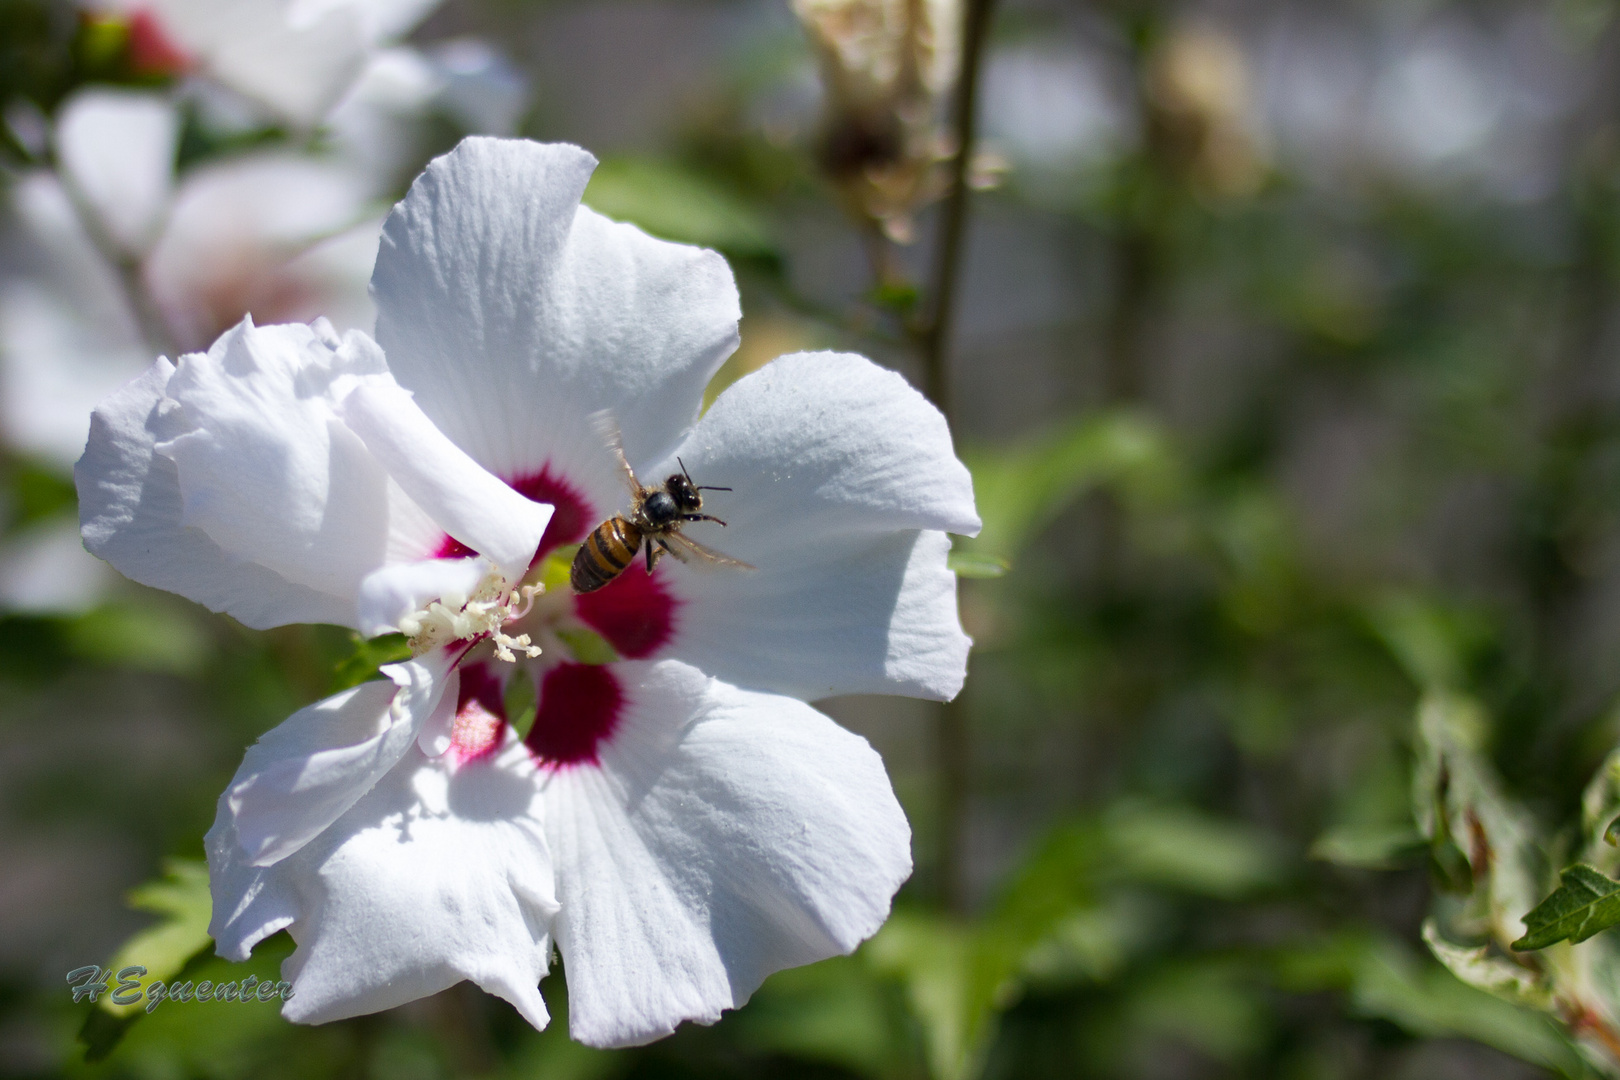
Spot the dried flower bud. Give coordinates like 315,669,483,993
1145,22,1266,198
795,0,962,241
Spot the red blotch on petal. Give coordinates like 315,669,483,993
574,561,678,659
434,464,594,564
512,467,592,558
525,663,622,768
451,663,507,762
127,9,192,75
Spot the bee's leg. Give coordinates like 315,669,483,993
646,541,659,573
657,537,686,563
683,514,727,526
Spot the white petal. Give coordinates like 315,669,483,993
671,351,979,538
546,660,911,1048
291,0,442,44
54,89,178,254
144,0,370,127
155,320,405,601
226,650,458,866
210,734,557,1028
145,152,377,351
340,381,553,582
0,172,152,465
76,357,358,629
206,810,300,962
356,556,491,638
668,529,970,701
0,278,149,467
371,138,741,488
656,351,978,700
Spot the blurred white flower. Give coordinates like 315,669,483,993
77,137,979,1045
0,87,382,470
327,39,530,194
90,0,445,128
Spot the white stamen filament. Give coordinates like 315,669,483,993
397,575,545,662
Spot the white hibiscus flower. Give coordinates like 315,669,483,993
75,137,979,1047
3,87,382,468
92,0,444,129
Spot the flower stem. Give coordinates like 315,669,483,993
912,0,997,913
914,0,997,419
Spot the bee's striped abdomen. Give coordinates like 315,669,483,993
571,516,643,593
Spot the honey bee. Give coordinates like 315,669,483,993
570,427,753,594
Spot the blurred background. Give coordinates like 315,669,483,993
7,0,1620,1076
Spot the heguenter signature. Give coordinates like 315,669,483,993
67,965,292,1014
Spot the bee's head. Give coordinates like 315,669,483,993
666,474,703,511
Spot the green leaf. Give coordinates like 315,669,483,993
583,156,775,257
1512,864,1620,951
1272,931,1582,1076
963,410,1177,559
865,912,1022,1080
1422,919,1553,1010
1411,693,1545,945
947,550,1009,579
505,669,538,740
538,546,578,593
1104,802,1287,899
100,859,214,1018
1309,823,1425,869
79,933,297,1071
731,956,906,1077
329,632,411,692
868,280,920,314
555,626,620,665
65,603,211,675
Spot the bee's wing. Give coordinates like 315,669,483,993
588,409,644,498
663,531,755,570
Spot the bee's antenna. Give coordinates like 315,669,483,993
678,455,730,491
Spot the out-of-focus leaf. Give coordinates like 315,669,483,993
948,550,1009,578
1309,823,1425,869
1017,898,1155,987
329,632,411,692
1411,693,1544,945
555,626,620,665
70,934,296,1077
733,955,906,1076
583,156,776,257
1105,802,1287,899
1094,959,1268,1067
1423,919,1553,1009
100,859,214,1019
1272,930,1583,1076
66,604,211,675
1581,747,1620,870
1513,865,1620,951
866,912,1020,1080
504,668,537,740
964,410,1177,558
869,280,920,314
538,546,578,593
1365,591,1490,692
